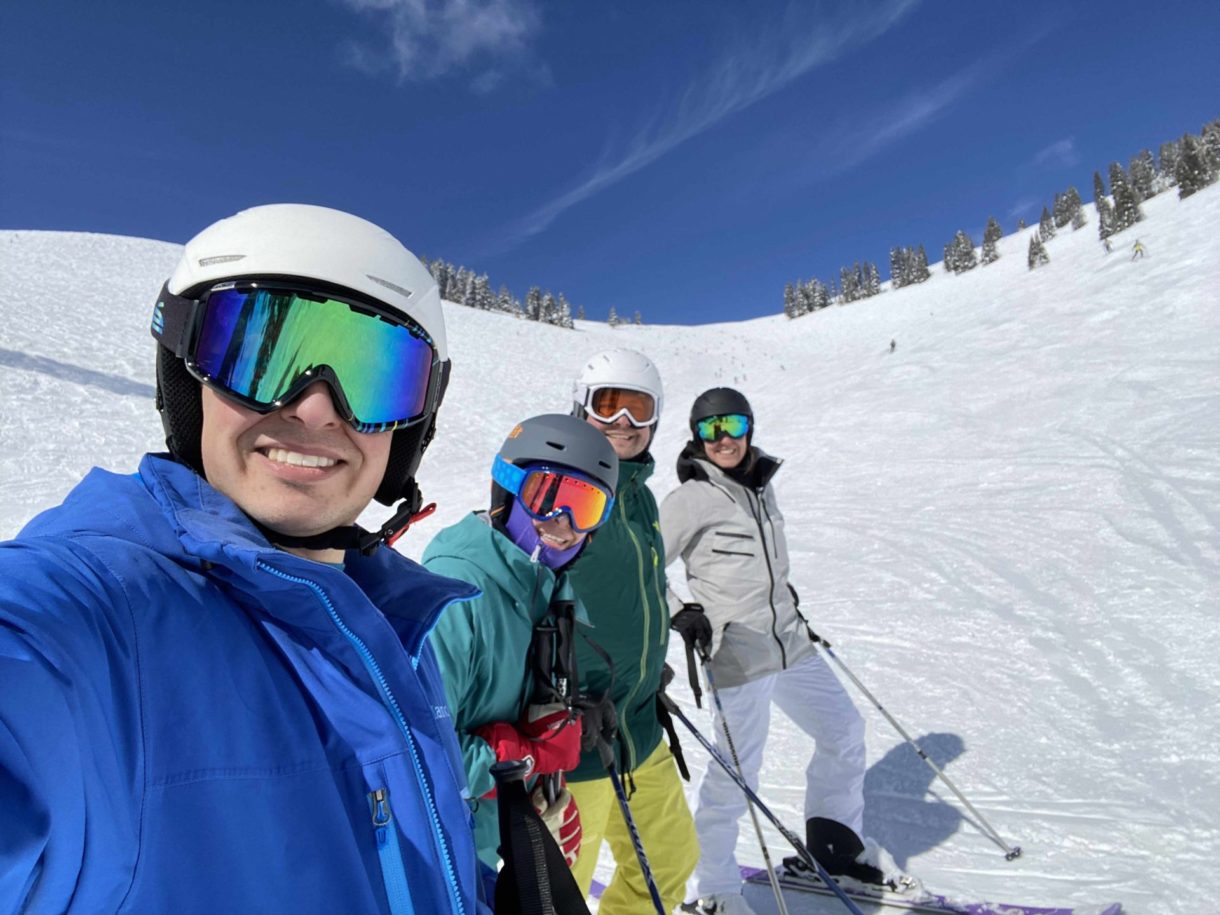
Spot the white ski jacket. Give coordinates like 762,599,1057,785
660,444,818,688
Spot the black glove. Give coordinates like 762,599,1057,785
573,691,617,755
659,662,676,692
671,603,713,654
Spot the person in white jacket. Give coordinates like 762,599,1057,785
661,387,885,914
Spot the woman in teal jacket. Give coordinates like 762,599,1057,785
425,414,618,869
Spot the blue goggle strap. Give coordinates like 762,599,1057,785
491,455,528,497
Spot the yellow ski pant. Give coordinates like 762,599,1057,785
568,741,698,914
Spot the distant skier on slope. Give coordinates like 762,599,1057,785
662,388,889,915
1131,239,1147,260
890,338,896,353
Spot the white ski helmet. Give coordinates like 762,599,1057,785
571,348,663,426
154,203,449,511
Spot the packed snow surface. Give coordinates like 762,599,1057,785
2,186,1218,914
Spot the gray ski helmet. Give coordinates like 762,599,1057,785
689,387,753,437
499,414,618,490
491,413,619,520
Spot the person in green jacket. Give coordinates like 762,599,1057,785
564,348,699,915
425,414,619,871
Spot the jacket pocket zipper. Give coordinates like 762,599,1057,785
369,787,417,915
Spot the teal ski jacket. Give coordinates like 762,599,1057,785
423,512,585,866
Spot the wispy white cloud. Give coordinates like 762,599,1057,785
1031,138,1079,169
492,0,921,252
339,0,541,88
1007,198,1040,221
808,68,979,177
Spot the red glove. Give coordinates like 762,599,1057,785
474,703,582,781
532,784,581,868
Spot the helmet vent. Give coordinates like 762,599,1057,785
545,440,567,451
198,254,246,267
367,274,413,299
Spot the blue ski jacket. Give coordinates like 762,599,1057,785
0,454,493,915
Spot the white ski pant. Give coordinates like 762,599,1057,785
686,651,867,901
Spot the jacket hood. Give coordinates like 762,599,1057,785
423,512,589,624
676,440,782,489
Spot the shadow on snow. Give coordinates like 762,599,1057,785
0,348,156,400
863,732,965,870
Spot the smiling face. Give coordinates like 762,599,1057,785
703,431,748,470
532,513,586,551
200,381,392,561
586,412,650,461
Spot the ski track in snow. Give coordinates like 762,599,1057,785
2,187,1219,914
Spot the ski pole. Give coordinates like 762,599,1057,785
699,652,789,915
595,737,666,915
816,640,1022,860
491,759,592,915
659,692,864,915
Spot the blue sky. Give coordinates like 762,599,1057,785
2,1,1217,324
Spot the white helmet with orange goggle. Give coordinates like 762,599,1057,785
571,348,663,429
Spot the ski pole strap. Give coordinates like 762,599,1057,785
683,638,703,708
530,597,579,707
654,693,691,781
491,760,591,915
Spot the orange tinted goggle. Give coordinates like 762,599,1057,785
492,458,615,533
588,387,657,427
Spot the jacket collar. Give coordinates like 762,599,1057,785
427,512,589,624
675,440,782,490
137,454,477,645
617,454,654,491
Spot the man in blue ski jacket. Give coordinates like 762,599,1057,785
0,204,493,914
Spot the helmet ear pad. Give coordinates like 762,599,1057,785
375,423,427,508
156,344,204,477
374,358,452,507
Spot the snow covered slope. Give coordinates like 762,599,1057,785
2,186,1218,914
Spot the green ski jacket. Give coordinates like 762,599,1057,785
565,456,671,781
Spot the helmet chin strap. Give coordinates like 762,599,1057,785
252,496,438,556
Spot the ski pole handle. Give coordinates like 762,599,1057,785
491,759,531,790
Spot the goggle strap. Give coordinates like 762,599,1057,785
491,455,528,495
150,283,197,358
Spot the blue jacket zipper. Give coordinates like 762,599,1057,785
258,563,465,915
369,788,416,915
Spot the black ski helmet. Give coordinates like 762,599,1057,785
491,414,619,523
152,204,449,514
689,387,754,441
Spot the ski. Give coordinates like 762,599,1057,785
741,861,1123,915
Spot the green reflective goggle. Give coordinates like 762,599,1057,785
695,413,750,442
